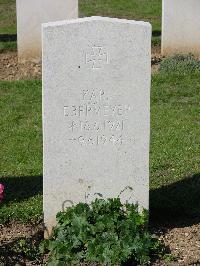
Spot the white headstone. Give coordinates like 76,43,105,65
43,17,151,234
162,0,200,56
16,0,78,61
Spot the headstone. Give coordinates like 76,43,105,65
16,0,78,61
162,0,200,56
43,17,151,235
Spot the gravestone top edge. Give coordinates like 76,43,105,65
42,16,152,30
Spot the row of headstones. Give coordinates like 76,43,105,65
17,0,200,62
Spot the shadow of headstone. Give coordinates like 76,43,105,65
150,173,200,228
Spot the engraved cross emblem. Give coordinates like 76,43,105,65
85,46,108,69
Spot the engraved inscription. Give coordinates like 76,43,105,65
85,46,108,69
64,105,131,117
64,89,133,147
68,120,124,132
68,135,129,146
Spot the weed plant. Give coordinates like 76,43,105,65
42,198,162,265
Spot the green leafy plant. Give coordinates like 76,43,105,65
13,239,40,260
163,253,177,263
159,54,200,75
42,198,162,265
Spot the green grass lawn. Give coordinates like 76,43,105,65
0,0,16,34
0,0,161,34
150,73,200,224
0,71,199,225
0,80,42,224
0,0,161,52
80,0,161,32
0,0,17,51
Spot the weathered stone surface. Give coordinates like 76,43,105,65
162,0,200,55
16,0,78,61
42,17,151,234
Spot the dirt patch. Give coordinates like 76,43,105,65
0,222,44,265
152,45,161,57
151,56,161,73
151,45,162,73
0,221,199,265
153,224,200,266
0,51,41,81
0,48,163,81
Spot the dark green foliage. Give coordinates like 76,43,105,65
13,239,40,260
0,41,17,52
43,198,161,265
160,54,200,75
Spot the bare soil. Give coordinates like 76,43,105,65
153,224,200,266
0,46,162,81
0,51,41,81
0,222,200,265
0,222,44,265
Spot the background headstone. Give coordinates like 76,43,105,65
162,0,200,56
43,17,151,234
16,0,78,61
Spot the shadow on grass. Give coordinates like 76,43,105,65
150,173,200,228
0,34,17,42
152,30,161,37
1,173,199,228
0,176,42,204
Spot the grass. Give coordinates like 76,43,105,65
0,0,16,34
160,54,200,75
80,0,162,46
0,0,161,52
0,0,17,51
79,0,161,32
0,80,42,224
151,73,200,189
150,72,200,223
0,0,161,34
0,70,199,224
0,40,16,52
